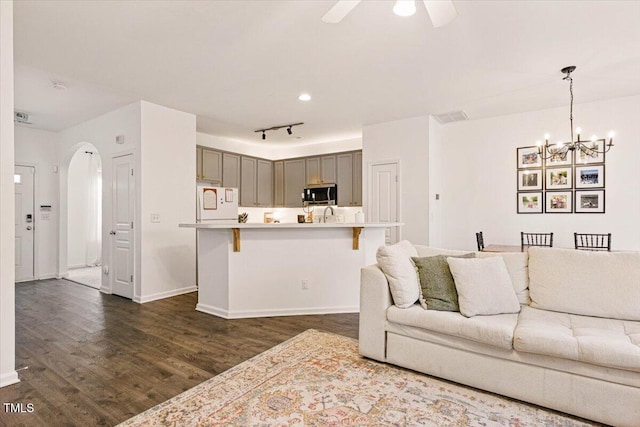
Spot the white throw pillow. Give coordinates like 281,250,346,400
447,256,521,318
376,240,420,308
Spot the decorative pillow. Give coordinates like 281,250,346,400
447,257,521,318
376,240,419,308
411,253,475,311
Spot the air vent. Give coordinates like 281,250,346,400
14,111,32,125
434,110,469,124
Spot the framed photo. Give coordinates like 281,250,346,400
545,191,572,213
576,139,605,164
545,167,572,190
517,191,543,214
518,169,542,191
575,190,605,213
575,165,605,189
544,143,572,167
517,146,542,169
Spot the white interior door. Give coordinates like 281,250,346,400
370,162,399,245
15,165,35,282
111,154,134,299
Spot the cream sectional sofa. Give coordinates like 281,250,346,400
359,245,640,426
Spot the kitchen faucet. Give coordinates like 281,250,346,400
323,206,335,223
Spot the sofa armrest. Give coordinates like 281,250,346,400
359,264,393,361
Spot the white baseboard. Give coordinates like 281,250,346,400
38,274,57,280
0,370,20,388
137,286,197,304
196,303,359,319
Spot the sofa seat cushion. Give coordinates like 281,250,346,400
514,306,640,372
387,304,518,350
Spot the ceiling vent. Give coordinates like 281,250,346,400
434,110,469,124
14,111,32,125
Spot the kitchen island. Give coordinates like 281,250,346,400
179,222,400,319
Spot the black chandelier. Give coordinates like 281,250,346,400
537,66,614,160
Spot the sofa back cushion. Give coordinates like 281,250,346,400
528,247,640,321
415,246,529,304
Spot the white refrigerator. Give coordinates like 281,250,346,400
196,185,239,223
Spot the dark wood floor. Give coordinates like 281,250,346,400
0,279,359,426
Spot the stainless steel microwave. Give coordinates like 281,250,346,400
303,184,337,205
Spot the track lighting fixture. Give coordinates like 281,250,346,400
255,122,304,140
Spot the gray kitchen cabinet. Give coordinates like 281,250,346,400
201,148,222,183
222,152,240,188
337,153,353,206
196,147,203,180
336,151,363,206
353,151,362,206
240,156,257,206
256,159,273,206
241,156,273,207
273,161,284,207
284,158,306,207
306,155,336,185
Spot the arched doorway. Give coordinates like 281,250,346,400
66,143,102,288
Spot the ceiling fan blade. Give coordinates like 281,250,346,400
322,0,362,24
422,0,457,28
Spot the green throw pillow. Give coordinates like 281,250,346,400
411,253,476,311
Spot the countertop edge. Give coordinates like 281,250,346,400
179,222,403,229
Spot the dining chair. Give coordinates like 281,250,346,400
574,233,611,251
521,232,553,251
475,231,485,251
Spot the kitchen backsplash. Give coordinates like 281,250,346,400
240,206,364,224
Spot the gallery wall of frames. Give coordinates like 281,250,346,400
516,140,606,214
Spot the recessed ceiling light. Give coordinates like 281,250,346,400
393,0,416,17
298,93,311,101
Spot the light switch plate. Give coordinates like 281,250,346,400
151,214,160,223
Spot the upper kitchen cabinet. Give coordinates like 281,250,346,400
201,148,223,183
336,151,363,206
353,151,362,206
284,158,306,207
306,155,336,185
222,152,241,188
273,161,284,207
196,146,203,180
240,156,273,207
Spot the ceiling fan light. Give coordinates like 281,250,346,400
393,0,416,17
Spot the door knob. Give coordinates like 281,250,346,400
26,226,32,231
110,230,116,235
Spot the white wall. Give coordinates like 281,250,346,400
0,0,18,388
139,101,196,302
14,126,60,279
58,102,141,290
431,95,640,251
363,116,430,245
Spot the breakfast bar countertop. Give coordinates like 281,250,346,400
179,222,401,229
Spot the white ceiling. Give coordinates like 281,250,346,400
13,0,640,145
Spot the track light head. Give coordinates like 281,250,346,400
262,131,266,140
287,126,293,135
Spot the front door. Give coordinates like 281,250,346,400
15,165,35,281
111,154,134,299
370,162,399,245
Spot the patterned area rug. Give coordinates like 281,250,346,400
119,330,595,426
